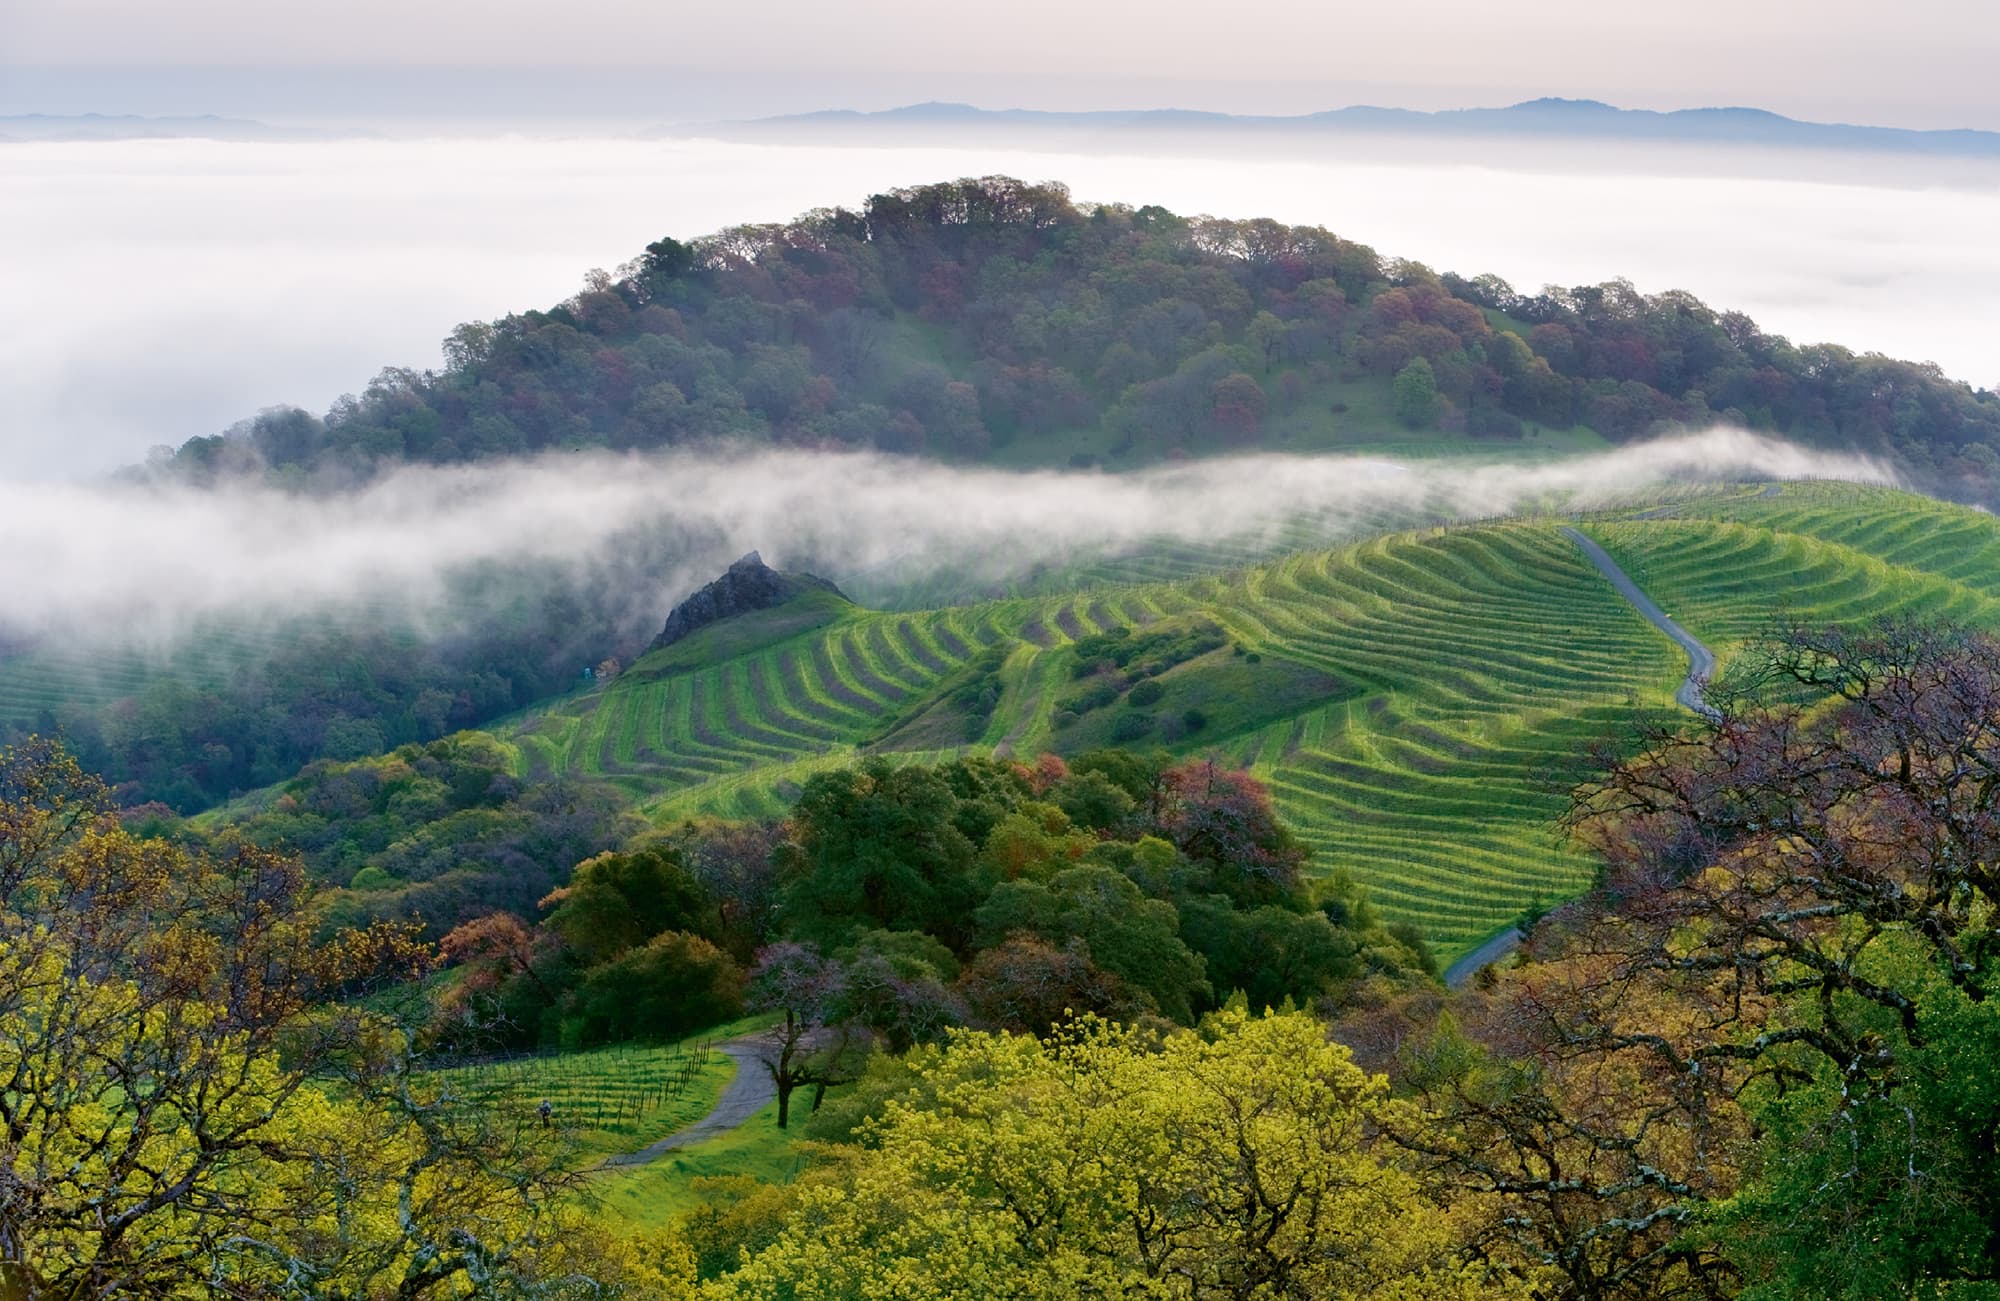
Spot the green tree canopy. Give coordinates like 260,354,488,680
777,759,990,950
1393,356,1443,429
543,842,720,964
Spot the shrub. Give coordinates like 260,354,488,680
1111,713,1154,743
1061,679,1123,715
570,932,745,1044
1128,680,1166,708
1182,709,1209,732
347,865,397,892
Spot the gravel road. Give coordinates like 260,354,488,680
600,1038,776,1167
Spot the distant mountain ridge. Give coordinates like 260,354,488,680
690,97,2000,158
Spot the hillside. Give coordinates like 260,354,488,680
14,175,1997,814
57,474,2000,1294
487,480,2000,959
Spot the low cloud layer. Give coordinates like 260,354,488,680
0,430,1895,652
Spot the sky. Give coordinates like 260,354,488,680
5,0,2000,129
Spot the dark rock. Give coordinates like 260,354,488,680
650,551,847,650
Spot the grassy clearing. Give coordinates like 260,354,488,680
585,1099,809,1229
1052,646,1352,752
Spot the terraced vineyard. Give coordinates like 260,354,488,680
1589,482,2000,655
0,643,168,722
502,484,2000,960
0,607,435,727
513,521,1702,958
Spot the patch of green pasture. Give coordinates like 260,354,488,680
584,1100,809,1230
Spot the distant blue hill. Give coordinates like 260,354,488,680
696,97,2000,159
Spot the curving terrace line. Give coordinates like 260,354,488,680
1443,525,1721,989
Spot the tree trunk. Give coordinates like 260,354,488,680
776,1076,793,1129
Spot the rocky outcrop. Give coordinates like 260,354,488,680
650,551,847,651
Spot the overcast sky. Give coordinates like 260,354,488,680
5,0,1999,128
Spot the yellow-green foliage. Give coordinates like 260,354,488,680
706,1008,1525,1299
0,738,678,1297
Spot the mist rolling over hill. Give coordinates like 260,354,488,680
0,431,1895,647
0,429,1888,808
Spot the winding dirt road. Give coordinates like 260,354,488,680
1443,526,1721,989
599,1039,776,1167
1442,926,1533,989
1559,526,1720,721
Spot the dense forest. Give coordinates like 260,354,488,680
158,176,2000,490
210,731,644,936
180,738,1430,1056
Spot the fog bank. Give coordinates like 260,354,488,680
0,431,1895,649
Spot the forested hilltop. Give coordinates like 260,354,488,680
162,176,2000,495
